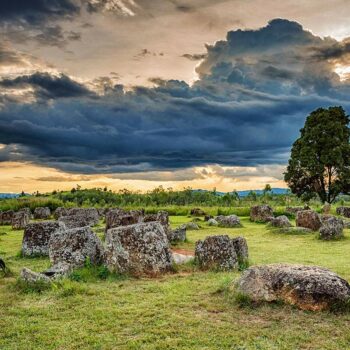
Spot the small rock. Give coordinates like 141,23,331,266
190,208,206,216
215,215,241,227
180,222,200,230
269,215,292,228
278,227,312,234
20,267,51,284
207,218,218,226
236,263,350,311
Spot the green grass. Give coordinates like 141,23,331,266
1,217,350,349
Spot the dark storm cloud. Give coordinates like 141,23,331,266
0,72,93,99
0,19,350,174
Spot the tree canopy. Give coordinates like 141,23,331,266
284,106,350,203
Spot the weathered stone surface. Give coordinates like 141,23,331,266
232,236,249,262
195,235,238,271
20,267,51,284
49,226,104,275
58,214,94,229
180,222,200,230
34,207,51,219
236,264,350,311
207,218,218,226
336,207,350,218
296,210,322,231
215,215,241,227
190,208,206,216
66,208,99,225
167,226,186,242
105,209,143,231
0,210,14,225
12,212,30,230
250,205,274,223
269,215,292,228
319,216,344,240
53,207,68,219
105,222,173,276
343,220,350,229
143,211,170,234
22,221,65,256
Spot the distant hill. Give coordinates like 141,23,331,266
193,188,289,197
0,193,20,199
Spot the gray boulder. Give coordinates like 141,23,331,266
48,226,104,276
343,220,350,229
215,215,241,227
18,207,32,218
195,235,238,271
296,210,322,231
34,207,51,219
172,252,193,264
319,216,344,240
207,218,218,226
144,211,170,234
0,210,14,225
236,263,350,311
22,221,65,256
167,226,186,243
12,212,30,230
250,205,274,223
269,215,292,228
105,221,173,276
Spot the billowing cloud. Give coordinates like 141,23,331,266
0,19,349,177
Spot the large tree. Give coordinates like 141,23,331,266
284,106,350,203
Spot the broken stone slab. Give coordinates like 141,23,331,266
105,221,173,276
22,221,66,257
20,267,51,284
236,263,350,311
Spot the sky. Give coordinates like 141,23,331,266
1,0,350,193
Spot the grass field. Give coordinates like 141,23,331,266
1,216,350,350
